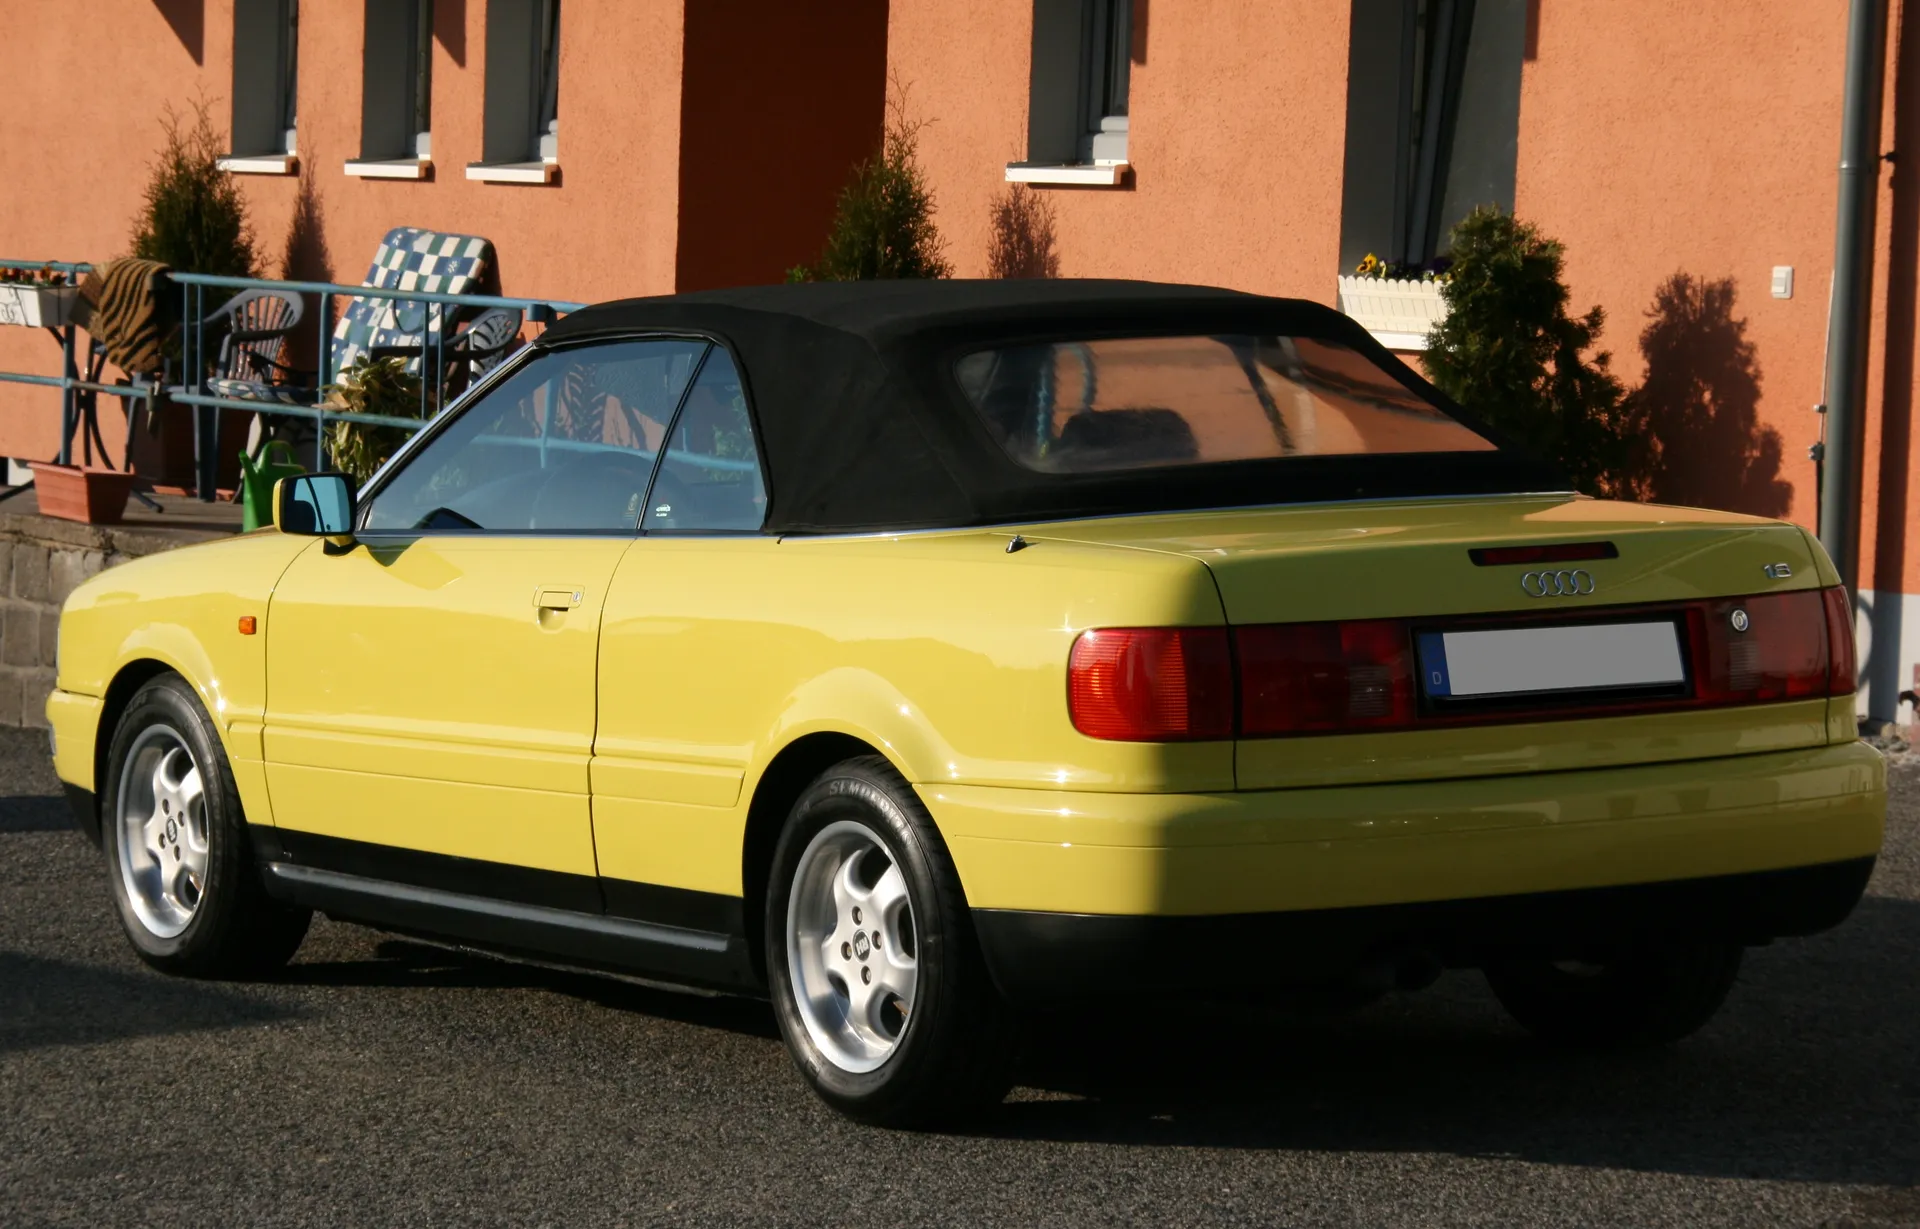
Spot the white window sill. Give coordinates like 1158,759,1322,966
1004,162,1128,186
1366,331,1431,352
217,153,298,175
345,158,432,180
466,160,557,185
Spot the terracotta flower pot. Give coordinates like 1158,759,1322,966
29,462,137,525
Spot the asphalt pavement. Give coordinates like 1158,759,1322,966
3,727,1917,1227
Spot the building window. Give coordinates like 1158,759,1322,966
352,0,433,173
1337,0,1525,273
225,0,299,170
1007,0,1134,185
469,0,560,182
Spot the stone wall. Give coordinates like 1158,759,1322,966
0,509,225,728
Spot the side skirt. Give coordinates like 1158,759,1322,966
253,828,758,993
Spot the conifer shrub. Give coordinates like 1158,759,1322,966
131,98,259,280
1423,208,1629,496
790,88,951,282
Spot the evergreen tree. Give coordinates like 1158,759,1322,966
791,89,950,282
1424,208,1628,496
131,99,258,279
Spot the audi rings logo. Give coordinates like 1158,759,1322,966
1521,569,1596,597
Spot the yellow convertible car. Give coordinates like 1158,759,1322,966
48,282,1883,1125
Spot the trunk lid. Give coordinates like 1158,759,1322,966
1026,495,1842,790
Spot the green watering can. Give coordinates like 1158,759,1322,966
239,441,307,531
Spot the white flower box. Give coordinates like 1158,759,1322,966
0,284,81,328
1336,275,1448,351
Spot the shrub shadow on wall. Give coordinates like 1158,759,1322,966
275,166,335,381
1623,273,1791,518
987,184,1061,280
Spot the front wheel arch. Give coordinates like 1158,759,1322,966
92,658,177,799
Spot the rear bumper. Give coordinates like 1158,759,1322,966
973,857,1875,1002
922,741,1885,1000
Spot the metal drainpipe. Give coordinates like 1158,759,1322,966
1819,0,1891,592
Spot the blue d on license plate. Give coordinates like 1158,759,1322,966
1415,621,1686,699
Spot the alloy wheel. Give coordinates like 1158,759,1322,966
785,819,919,1074
115,725,209,939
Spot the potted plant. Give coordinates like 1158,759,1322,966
29,461,138,525
1336,253,1451,350
323,356,434,482
0,265,81,329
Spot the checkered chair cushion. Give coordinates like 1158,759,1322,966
330,228,493,378
206,376,311,405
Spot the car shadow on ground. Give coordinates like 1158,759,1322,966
969,893,1920,1188
0,951,303,1054
275,895,1920,1187
279,935,782,1040
0,795,74,834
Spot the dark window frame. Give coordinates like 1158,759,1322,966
1336,0,1524,272
480,0,562,167
1021,0,1135,168
358,0,433,163
230,0,300,158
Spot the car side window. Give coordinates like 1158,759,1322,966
645,348,767,532
361,340,708,533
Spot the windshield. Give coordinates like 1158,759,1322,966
952,334,1495,474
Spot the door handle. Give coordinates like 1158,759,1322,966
534,585,584,611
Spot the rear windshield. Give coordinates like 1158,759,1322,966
952,334,1495,474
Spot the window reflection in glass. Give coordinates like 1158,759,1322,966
362,339,707,532
645,349,767,532
954,334,1494,475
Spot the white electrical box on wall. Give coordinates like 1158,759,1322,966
1772,266,1795,299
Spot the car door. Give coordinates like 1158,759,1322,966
592,345,773,923
263,337,708,900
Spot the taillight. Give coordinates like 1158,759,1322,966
1689,590,1832,704
1237,619,1415,735
1068,627,1233,741
1071,585,1855,743
1823,585,1856,694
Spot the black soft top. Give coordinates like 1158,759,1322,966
540,279,1564,534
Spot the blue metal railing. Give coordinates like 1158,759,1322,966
0,258,585,502
0,260,122,482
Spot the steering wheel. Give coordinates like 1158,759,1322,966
528,450,655,531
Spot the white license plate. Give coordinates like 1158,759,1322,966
1415,621,1686,699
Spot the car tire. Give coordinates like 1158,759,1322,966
766,755,1017,1126
1483,942,1744,1047
100,673,311,978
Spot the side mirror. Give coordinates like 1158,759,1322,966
274,472,357,542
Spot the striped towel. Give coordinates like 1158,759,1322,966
76,259,174,375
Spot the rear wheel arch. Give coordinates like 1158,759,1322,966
740,732,895,985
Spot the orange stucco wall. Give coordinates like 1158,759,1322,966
0,0,885,468
888,3,1914,577
1516,1,1843,533
5,1,1920,704
885,0,1351,298
1511,1,1919,640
